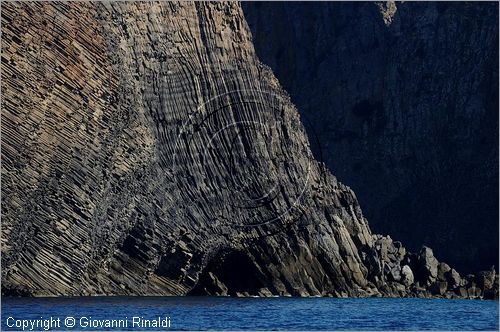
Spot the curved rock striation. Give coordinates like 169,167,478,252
1,2,497,299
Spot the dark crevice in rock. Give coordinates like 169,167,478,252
188,249,268,296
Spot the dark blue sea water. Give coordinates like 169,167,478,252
2,297,498,331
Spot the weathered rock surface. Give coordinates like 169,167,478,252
1,2,497,300
445,268,461,289
242,1,499,273
416,247,439,286
0,1,377,297
368,235,498,299
401,265,414,287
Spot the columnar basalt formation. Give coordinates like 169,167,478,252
1,2,497,299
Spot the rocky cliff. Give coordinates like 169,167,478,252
1,2,497,299
243,1,499,273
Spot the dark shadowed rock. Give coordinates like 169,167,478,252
389,266,401,282
415,247,439,285
430,281,448,296
483,288,499,300
465,274,477,288
242,1,499,273
437,262,451,282
477,270,496,290
393,241,406,261
445,268,461,289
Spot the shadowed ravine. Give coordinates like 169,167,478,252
1,2,498,299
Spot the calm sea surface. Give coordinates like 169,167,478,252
2,297,498,331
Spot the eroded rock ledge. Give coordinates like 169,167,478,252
1,2,497,299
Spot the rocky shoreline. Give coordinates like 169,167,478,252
5,236,497,300
1,2,497,300
365,236,498,300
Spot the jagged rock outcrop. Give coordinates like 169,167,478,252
242,1,499,273
369,235,498,299
1,2,497,299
